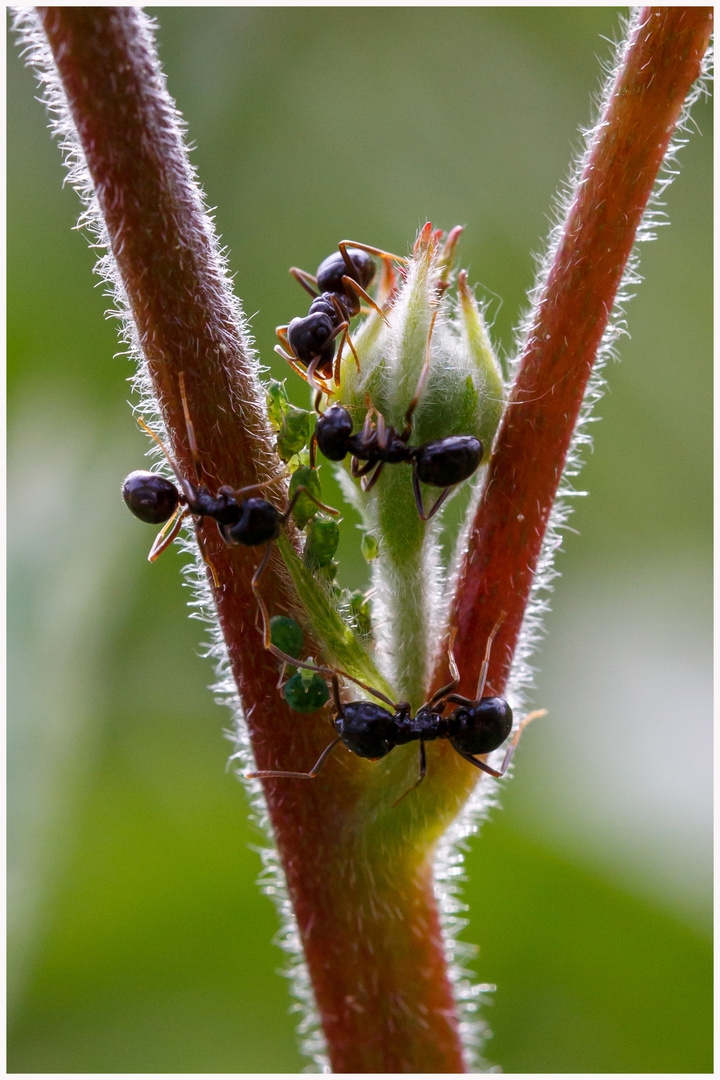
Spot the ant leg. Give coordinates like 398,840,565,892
178,372,203,486
326,295,360,375
252,560,396,707
287,655,397,709
401,311,439,440
274,343,302,365
476,613,505,699
289,266,320,300
444,692,474,707
276,325,292,351
360,413,387,491
412,470,451,522
425,632,461,708
251,545,275,650
454,745,502,778
341,276,391,327
392,740,427,807
362,460,385,492
196,528,220,588
339,325,361,375
282,484,341,524
250,546,333,678
148,506,191,561
374,255,398,310
454,710,546,778
275,661,288,690
245,735,343,780
226,473,290,503
375,410,387,450
303,354,335,399
275,343,295,362
330,674,344,718
411,470,427,520
276,334,335,396
250,540,400,709
351,457,375,479
363,397,378,430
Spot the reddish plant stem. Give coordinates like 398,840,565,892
438,7,713,705
37,7,466,1072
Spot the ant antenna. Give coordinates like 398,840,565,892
424,627,461,710
178,372,203,486
136,416,185,490
455,707,547,779
476,612,505,699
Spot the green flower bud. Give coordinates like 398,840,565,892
338,223,505,454
327,224,508,705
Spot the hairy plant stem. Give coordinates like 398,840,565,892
33,6,465,1071
31,5,712,1073
430,6,713,710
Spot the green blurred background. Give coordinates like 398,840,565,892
7,8,711,1073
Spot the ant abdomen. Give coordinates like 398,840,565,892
316,248,375,298
122,470,180,524
449,697,513,756
413,436,484,488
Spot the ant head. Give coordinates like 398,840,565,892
224,497,282,547
450,697,513,757
315,405,353,461
122,470,180,524
317,248,375,295
336,700,395,759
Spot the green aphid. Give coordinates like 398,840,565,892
289,466,323,527
348,590,372,637
317,560,339,583
283,671,330,714
269,615,304,660
277,405,315,461
304,514,340,570
265,379,290,430
361,532,379,562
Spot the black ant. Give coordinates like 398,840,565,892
275,241,404,406
312,315,484,520
247,618,545,805
122,373,337,626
